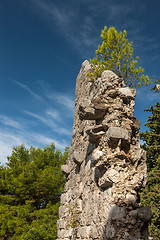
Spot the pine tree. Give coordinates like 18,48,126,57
87,26,151,87
140,102,160,240
0,143,69,240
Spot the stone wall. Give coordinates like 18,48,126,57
57,60,152,240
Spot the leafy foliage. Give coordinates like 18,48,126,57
152,76,160,93
87,26,151,87
0,143,69,240
140,102,160,240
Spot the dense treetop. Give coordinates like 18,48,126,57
0,143,69,240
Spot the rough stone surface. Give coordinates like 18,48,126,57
57,60,152,240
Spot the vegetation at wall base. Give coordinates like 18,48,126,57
87,26,151,88
140,102,160,240
0,143,69,240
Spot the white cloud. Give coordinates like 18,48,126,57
53,94,75,113
24,110,55,126
136,86,160,104
0,79,73,165
41,0,71,23
0,115,22,129
13,80,43,101
24,110,72,136
28,0,149,60
0,131,26,165
31,0,73,33
28,0,98,54
46,108,62,121
47,93,75,114
31,133,67,150
37,80,75,115
0,127,70,165
24,0,160,63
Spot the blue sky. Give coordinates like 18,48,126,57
0,0,159,164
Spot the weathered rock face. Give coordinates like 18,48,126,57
57,60,152,240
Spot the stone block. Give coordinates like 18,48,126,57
73,150,83,164
101,70,118,79
137,207,152,222
82,60,91,73
98,177,113,189
78,99,96,120
106,168,119,183
108,89,119,98
92,149,103,164
64,228,73,238
133,117,141,130
96,167,119,188
61,164,71,176
108,205,126,220
106,225,116,239
86,125,106,143
107,127,130,142
61,193,69,204
78,226,91,238
59,205,66,218
129,210,138,219
90,224,98,238
57,229,66,238
126,193,136,204
57,219,66,229
119,87,134,98
76,198,83,212
91,97,110,110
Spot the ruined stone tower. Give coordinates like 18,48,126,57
57,60,152,240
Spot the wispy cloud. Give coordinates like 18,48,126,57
24,110,55,126
0,115,22,129
0,130,26,164
0,78,73,165
34,0,73,26
24,110,71,136
24,0,160,64
28,0,98,55
0,128,69,165
31,0,74,35
27,0,147,59
13,80,43,101
31,133,67,150
47,93,75,114
136,86,160,104
38,80,75,114
46,108,61,121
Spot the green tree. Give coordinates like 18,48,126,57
87,26,151,87
140,102,160,240
0,143,69,240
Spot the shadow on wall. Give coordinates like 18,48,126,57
102,204,152,240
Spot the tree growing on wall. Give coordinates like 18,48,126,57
87,26,151,87
140,101,160,240
0,143,69,240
